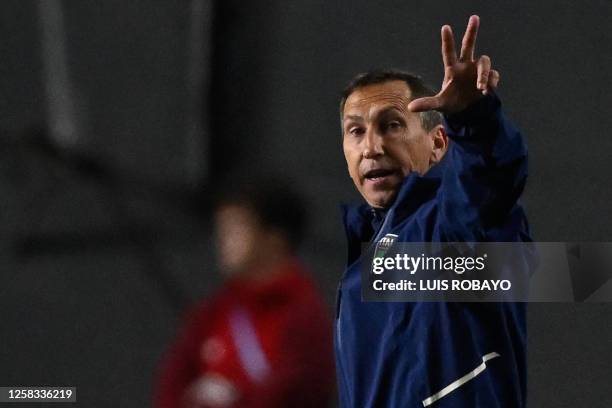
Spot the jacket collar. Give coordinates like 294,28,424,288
342,156,448,248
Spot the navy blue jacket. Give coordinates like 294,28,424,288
335,94,531,407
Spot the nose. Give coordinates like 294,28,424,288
363,127,384,159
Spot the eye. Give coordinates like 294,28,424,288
379,120,404,134
348,126,365,136
387,121,402,130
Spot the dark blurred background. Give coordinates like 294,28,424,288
1,0,611,406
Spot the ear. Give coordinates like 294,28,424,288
429,124,448,165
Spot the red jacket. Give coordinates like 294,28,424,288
154,259,335,408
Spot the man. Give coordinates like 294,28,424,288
155,181,335,407
336,16,530,407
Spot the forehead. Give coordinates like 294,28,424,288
216,204,254,222
344,80,412,117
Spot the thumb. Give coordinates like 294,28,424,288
408,96,441,112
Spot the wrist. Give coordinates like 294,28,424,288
443,92,500,129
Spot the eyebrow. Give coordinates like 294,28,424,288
343,106,404,122
343,114,363,122
376,106,405,117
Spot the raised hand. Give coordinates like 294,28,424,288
408,15,500,114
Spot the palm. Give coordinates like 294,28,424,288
409,15,499,114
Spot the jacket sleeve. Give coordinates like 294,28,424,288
437,93,528,241
238,298,335,408
153,303,209,408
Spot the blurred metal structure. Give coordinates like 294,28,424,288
185,0,214,186
38,0,83,148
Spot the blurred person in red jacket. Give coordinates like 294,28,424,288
154,180,335,408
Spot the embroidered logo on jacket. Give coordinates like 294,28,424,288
374,233,398,259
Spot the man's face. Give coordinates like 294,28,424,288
214,204,262,276
342,80,444,208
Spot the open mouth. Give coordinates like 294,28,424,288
364,168,396,181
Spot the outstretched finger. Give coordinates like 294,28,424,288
487,69,500,92
459,15,480,61
441,25,457,67
477,55,491,92
408,96,442,113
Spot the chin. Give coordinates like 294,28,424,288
366,191,397,209
361,179,401,209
